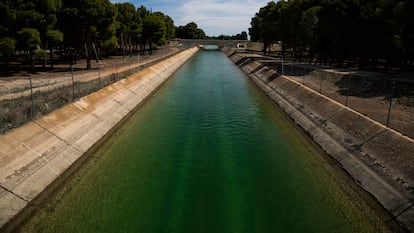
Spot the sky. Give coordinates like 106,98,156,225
110,0,272,37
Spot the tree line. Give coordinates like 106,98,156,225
0,0,207,71
249,0,414,72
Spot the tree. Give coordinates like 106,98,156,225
230,31,248,40
0,37,16,68
60,0,118,69
249,1,281,54
142,13,167,51
116,2,136,56
46,29,63,68
164,15,175,39
0,1,16,38
17,28,41,71
248,0,414,71
1,0,176,71
175,22,206,39
393,1,414,70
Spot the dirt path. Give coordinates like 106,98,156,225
0,47,181,101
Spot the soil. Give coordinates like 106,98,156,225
239,49,414,139
0,46,182,100
1,46,413,139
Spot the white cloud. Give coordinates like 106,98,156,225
176,0,270,36
111,0,271,36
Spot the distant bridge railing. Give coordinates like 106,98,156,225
178,39,248,48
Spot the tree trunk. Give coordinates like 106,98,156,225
30,50,34,72
85,43,91,70
122,33,126,58
50,46,54,69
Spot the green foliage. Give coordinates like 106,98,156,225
0,0,192,66
249,0,414,71
175,22,206,39
33,49,48,57
17,28,41,51
102,36,118,52
0,37,16,58
46,30,63,45
0,1,16,37
164,15,175,39
212,31,248,40
142,13,167,48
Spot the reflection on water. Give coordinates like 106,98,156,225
17,51,395,233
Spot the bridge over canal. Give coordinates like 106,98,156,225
179,39,247,49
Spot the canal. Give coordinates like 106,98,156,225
17,50,395,233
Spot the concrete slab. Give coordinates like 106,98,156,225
226,49,414,233
0,187,27,226
0,47,200,229
362,130,414,189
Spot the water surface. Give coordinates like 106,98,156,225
18,50,393,233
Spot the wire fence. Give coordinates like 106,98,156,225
269,61,414,139
0,45,190,135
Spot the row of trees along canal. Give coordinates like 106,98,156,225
0,0,237,73
249,0,414,72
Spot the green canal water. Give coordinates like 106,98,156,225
18,50,394,233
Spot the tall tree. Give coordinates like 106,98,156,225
116,2,136,56
0,1,16,66
142,12,167,51
175,22,206,39
60,0,118,69
17,28,41,71
249,1,281,54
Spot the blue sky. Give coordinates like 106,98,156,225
110,0,272,37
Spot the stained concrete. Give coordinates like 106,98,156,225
0,47,199,229
223,48,414,232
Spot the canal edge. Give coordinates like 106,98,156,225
222,48,414,232
0,47,200,232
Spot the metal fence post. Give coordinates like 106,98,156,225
71,65,75,101
29,74,34,119
115,62,118,81
386,80,395,127
136,54,140,73
129,56,131,74
319,71,323,93
345,75,351,106
98,62,101,88
302,66,305,84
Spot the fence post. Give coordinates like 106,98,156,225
98,62,101,88
115,62,118,81
129,55,131,74
136,54,140,73
29,73,34,119
345,75,351,106
71,65,75,101
386,80,395,127
319,71,323,93
302,66,305,84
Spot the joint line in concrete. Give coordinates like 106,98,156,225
0,185,29,203
33,121,83,155
34,122,74,149
395,203,414,218
359,128,385,148
126,87,136,95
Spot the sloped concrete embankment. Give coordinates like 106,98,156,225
223,49,414,232
0,47,199,229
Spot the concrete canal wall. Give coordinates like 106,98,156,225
223,49,414,232
0,47,199,229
